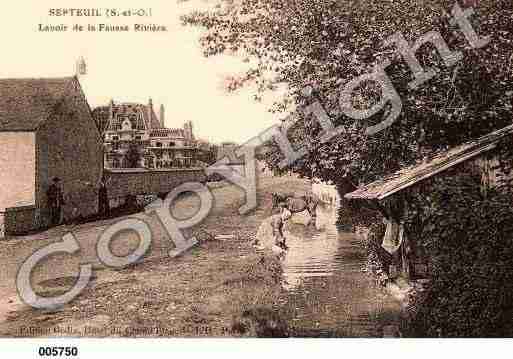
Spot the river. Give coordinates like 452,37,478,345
256,203,401,337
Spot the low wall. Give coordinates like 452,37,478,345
2,169,208,236
104,168,207,199
4,205,39,236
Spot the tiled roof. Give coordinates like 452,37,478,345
0,77,76,131
345,124,513,201
150,128,185,138
149,108,161,129
94,102,162,132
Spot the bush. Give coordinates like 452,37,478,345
403,173,513,337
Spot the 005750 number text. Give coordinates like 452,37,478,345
38,347,78,357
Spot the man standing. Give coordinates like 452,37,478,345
98,176,110,217
84,175,110,218
46,177,65,227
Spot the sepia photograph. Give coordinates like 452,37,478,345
0,0,511,356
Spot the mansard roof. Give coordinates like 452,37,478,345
93,101,162,132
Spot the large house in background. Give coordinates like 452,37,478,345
92,100,199,169
0,76,103,234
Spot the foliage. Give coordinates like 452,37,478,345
125,142,141,168
182,0,513,190
402,172,513,337
197,141,220,166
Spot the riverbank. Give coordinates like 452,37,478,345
0,176,401,337
0,177,311,337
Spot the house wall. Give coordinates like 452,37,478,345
36,80,103,224
0,132,36,211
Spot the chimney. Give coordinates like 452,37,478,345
109,99,114,120
160,104,165,128
148,98,154,129
75,56,87,77
184,121,194,140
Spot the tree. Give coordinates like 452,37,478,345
125,142,141,168
182,0,513,191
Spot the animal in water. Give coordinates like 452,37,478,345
271,192,318,224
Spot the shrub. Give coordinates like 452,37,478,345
403,173,513,337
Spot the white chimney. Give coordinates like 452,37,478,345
75,56,87,77
160,104,165,128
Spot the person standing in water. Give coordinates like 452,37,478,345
271,203,292,251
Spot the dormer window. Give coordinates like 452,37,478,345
121,118,132,131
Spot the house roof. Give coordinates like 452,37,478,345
345,124,513,201
0,77,77,131
93,102,162,132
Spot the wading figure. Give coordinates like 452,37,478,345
271,193,318,225
270,204,292,252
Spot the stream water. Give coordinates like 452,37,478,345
256,203,401,337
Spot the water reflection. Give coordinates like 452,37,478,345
256,203,355,290
281,204,344,290
255,202,401,337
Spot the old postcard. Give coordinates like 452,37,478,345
0,0,512,355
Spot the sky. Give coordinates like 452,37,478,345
0,0,282,143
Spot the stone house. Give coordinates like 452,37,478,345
0,76,103,235
345,124,513,279
93,100,198,169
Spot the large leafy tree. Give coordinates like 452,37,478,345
182,0,513,190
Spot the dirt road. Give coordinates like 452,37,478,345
0,176,310,337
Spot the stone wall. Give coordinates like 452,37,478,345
104,168,207,199
4,205,38,235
